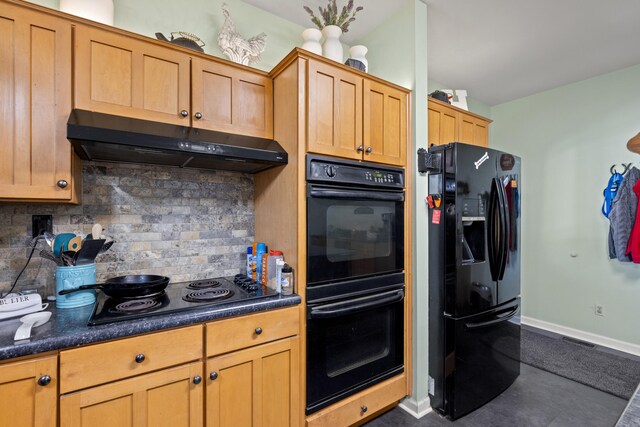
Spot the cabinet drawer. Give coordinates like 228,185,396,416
306,374,406,427
60,325,202,393
206,307,299,357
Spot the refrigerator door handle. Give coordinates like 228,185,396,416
497,178,510,280
464,305,519,330
488,179,498,280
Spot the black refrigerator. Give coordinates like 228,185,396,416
426,142,521,419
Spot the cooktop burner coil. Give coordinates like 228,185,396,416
183,288,234,303
187,280,222,289
109,298,163,314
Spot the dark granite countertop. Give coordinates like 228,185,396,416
0,293,301,361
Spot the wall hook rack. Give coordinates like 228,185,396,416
610,163,632,175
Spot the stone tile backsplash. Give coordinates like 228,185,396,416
0,162,254,296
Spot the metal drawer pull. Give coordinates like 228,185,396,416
210,372,218,381
193,376,202,385
135,353,145,363
57,180,68,189
365,147,372,154
194,112,203,119
180,110,189,117
38,375,51,386
255,327,263,335
357,145,364,153
361,405,367,413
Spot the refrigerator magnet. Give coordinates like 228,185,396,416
432,209,441,224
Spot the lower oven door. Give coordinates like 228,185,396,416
306,288,405,414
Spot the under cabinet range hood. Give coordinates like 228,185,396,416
67,109,287,173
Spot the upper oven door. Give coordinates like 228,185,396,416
307,185,405,286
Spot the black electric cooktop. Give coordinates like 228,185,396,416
89,275,277,326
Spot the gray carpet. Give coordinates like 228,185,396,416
521,328,640,399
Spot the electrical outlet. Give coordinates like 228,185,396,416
595,304,605,317
32,215,53,238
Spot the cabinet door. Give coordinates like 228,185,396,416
363,79,407,166
307,60,362,161
458,112,489,147
192,58,273,138
74,25,190,125
206,337,300,427
60,361,203,427
427,100,457,147
0,355,57,427
0,5,75,201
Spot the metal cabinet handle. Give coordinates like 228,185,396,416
209,372,218,381
357,145,364,153
255,327,263,335
56,180,68,189
194,112,203,119
38,375,51,386
361,405,368,413
180,110,189,117
193,376,202,385
365,147,372,154
135,353,145,363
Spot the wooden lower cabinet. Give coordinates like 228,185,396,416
0,355,57,427
206,337,300,427
60,361,203,427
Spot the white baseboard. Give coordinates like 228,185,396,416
398,396,432,419
521,316,640,357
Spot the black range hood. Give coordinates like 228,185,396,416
67,109,287,173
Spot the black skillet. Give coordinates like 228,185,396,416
58,275,170,299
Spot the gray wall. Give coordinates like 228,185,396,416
0,162,254,296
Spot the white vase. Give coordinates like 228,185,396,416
301,28,322,55
349,45,368,72
321,25,343,63
60,0,114,25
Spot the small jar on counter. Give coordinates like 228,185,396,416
280,264,294,295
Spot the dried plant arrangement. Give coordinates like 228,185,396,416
303,0,364,33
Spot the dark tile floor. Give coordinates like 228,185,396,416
364,364,627,427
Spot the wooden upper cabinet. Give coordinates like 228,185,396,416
0,355,57,427
192,58,273,138
307,59,363,161
428,99,457,147
60,361,203,427
363,79,407,167
0,4,77,201
74,25,191,125
428,98,491,148
458,112,489,147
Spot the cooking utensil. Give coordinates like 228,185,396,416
75,239,106,265
14,311,51,341
68,235,83,252
61,251,79,266
91,224,103,240
98,240,114,254
53,233,75,256
43,231,55,249
39,249,63,266
58,275,170,299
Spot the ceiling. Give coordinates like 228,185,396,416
245,0,640,106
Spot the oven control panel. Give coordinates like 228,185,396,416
307,156,404,189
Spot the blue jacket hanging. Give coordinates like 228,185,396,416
602,172,624,218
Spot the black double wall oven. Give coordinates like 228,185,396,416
305,155,405,415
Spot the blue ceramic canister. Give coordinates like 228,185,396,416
55,263,97,308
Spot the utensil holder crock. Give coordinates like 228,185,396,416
55,263,97,308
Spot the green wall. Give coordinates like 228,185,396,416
356,0,430,410
491,63,640,345
27,0,307,71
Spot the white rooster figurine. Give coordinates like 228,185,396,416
218,3,267,66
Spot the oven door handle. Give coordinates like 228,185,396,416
309,188,404,202
309,290,404,319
